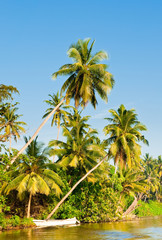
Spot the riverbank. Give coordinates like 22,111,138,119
1,201,162,231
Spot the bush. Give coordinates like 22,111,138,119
10,215,20,227
40,180,121,222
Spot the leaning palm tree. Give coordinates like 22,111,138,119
120,169,147,216
103,104,148,173
3,137,64,218
10,38,114,166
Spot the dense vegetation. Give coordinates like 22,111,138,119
0,39,161,230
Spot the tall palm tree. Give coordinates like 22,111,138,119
104,104,148,173
10,38,114,166
3,137,64,218
1,105,26,155
53,38,114,108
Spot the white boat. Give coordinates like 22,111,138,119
33,217,80,228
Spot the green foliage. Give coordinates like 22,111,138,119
0,215,34,229
142,154,162,201
10,215,20,226
135,200,162,217
0,195,10,213
20,217,34,227
41,179,121,222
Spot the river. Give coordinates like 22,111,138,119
0,216,161,240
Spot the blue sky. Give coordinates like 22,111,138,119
0,0,162,157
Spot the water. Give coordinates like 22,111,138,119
0,216,161,240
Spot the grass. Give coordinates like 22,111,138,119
135,200,162,217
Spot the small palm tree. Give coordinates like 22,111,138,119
143,154,161,201
120,169,147,216
104,104,148,173
0,84,19,102
43,92,70,140
120,169,146,198
2,105,26,155
3,137,64,218
43,92,71,162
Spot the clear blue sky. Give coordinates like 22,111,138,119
0,0,162,157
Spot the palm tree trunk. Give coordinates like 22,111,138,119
9,134,12,156
57,125,60,141
27,192,32,218
46,153,109,220
115,157,119,174
123,193,143,216
7,97,66,169
122,196,137,216
53,125,60,163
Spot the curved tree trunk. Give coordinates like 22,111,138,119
123,196,138,216
123,193,143,216
7,97,66,169
53,125,60,163
27,192,32,218
46,153,109,220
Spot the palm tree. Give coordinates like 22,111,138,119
0,84,19,102
3,137,64,218
53,38,114,108
10,38,114,166
108,168,147,216
24,136,50,162
43,92,71,162
121,169,147,216
104,104,148,173
43,92,69,141
143,154,161,201
1,105,26,155
49,109,105,176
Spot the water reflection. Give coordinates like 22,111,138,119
0,216,161,240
